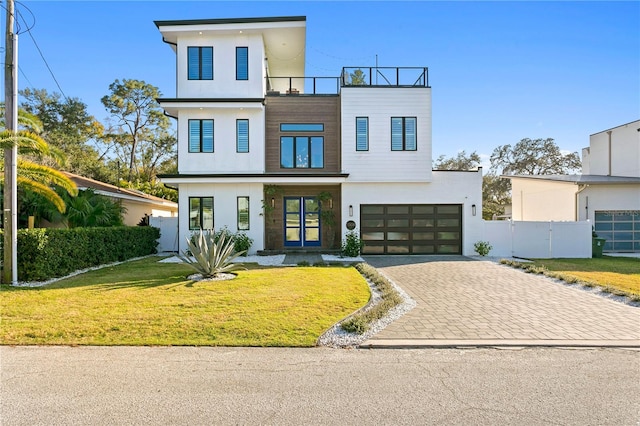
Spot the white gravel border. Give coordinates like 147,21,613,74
317,268,416,348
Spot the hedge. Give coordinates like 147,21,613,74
0,226,159,282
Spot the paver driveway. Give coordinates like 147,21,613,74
362,256,640,348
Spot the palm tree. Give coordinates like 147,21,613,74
0,107,77,214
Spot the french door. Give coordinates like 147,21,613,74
284,197,321,247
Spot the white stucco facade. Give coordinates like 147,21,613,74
155,16,483,255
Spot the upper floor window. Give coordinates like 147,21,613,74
236,47,248,80
391,117,417,151
188,46,213,80
189,197,214,230
237,196,250,231
280,136,324,169
356,117,369,151
189,119,214,153
280,123,324,132
236,119,249,153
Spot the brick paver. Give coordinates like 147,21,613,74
362,256,640,347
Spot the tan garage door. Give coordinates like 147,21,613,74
360,204,462,254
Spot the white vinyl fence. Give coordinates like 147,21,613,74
149,216,179,253
482,220,592,258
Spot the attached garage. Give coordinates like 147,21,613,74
360,204,462,254
594,210,640,252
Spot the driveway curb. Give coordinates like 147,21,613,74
361,339,640,349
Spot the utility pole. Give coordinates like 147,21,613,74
3,0,18,284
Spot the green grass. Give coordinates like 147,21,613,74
503,256,640,298
0,257,370,347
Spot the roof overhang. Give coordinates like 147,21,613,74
155,16,306,78
502,174,640,185
157,98,264,117
158,173,348,185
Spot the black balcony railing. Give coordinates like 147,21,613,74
265,67,429,96
341,67,429,88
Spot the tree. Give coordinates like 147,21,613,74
349,69,367,85
20,88,109,180
101,79,174,183
482,173,511,220
490,138,581,176
0,107,77,215
434,150,481,170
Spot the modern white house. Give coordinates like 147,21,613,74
154,16,483,255
506,120,640,253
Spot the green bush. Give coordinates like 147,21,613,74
1,227,159,282
473,241,493,256
341,230,364,257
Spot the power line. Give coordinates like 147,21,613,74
13,1,68,100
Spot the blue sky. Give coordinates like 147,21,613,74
8,1,640,168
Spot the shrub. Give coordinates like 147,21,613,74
2,227,159,281
340,263,403,334
473,241,493,256
179,229,247,279
341,230,364,258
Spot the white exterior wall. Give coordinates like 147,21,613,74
340,171,482,255
511,179,577,221
177,183,265,255
341,87,432,182
578,184,640,222
177,107,265,173
482,220,592,258
176,34,266,99
586,120,640,177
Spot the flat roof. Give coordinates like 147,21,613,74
503,174,640,184
154,16,306,28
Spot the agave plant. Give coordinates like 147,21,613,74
179,229,247,279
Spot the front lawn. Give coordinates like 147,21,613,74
0,257,370,346
527,256,640,298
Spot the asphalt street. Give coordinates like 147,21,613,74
2,346,639,425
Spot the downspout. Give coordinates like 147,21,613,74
575,184,588,221
606,130,612,176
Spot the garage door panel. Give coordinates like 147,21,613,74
360,204,462,255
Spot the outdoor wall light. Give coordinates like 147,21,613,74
349,205,353,217
271,198,275,208
472,204,477,216
329,199,333,209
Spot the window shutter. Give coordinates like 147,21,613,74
202,120,214,152
237,120,249,152
201,47,213,80
405,118,416,150
236,47,248,80
356,117,368,151
188,47,199,80
391,118,403,150
189,120,201,152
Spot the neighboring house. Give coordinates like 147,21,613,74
506,120,640,253
64,172,178,226
155,16,483,255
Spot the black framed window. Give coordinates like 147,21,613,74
280,136,324,168
237,196,250,230
236,47,248,80
391,117,417,151
280,123,324,132
188,119,214,153
187,46,213,80
236,119,249,153
189,197,214,230
356,117,369,151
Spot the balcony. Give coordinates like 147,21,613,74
265,67,429,96
341,67,429,88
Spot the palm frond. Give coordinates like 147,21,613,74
14,159,78,196
16,176,66,213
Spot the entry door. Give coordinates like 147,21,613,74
284,197,321,247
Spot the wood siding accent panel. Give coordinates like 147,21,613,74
264,184,341,250
265,97,341,173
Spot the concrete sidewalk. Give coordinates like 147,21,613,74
362,256,640,348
